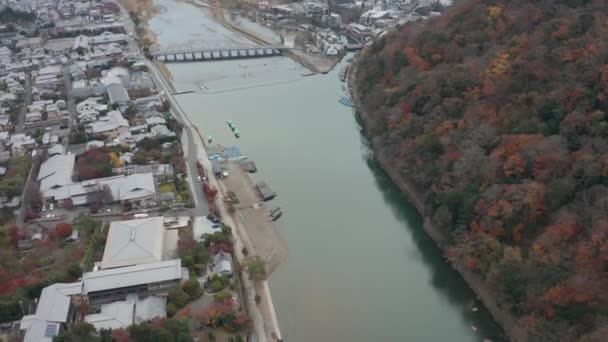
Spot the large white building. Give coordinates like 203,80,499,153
20,260,184,341
100,217,178,269
37,153,157,207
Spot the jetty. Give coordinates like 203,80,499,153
240,160,257,173
339,95,354,107
254,181,277,201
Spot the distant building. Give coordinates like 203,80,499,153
329,13,342,27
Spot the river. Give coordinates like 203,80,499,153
150,1,504,341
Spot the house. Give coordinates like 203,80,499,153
145,116,166,127
346,23,373,41
359,9,391,26
76,97,107,122
9,133,36,155
106,83,130,105
150,124,176,138
89,110,129,138
37,154,75,197
159,191,176,204
86,140,105,151
211,251,233,277
47,144,65,156
85,295,166,330
100,217,177,269
66,230,79,243
113,163,175,180
25,111,42,123
19,282,83,342
40,171,157,208
72,35,89,52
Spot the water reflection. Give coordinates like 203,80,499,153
360,126,506,342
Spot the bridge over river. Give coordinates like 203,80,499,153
152,46,286,62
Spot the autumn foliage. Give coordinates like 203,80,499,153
55,223,73,239
75,148,113,181
355,0,608,339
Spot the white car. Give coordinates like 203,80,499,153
49,203,54,211
197,176,202,182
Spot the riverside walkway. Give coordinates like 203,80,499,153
153,46,286,62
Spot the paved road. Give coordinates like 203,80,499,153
142,56,209,217
63,65,77,149
15,71,32,133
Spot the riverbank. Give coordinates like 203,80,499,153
119,0,158,50
348,62,521,341
146,59,283,341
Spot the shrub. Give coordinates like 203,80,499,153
213,290,232,302
182,278,201,299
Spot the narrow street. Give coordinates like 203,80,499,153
15,71,32,133
63,66,77,141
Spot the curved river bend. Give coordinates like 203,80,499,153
150,1,504,340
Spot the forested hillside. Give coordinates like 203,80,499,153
354,0,608,339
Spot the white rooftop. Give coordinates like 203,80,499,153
101,217,166,269
37,154,75,193
82,259,183,294
85,295,166,330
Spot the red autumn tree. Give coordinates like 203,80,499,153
56,223,73,239
75,148,113,181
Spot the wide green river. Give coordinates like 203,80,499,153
151,1,504,340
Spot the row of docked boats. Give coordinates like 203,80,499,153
269,206,283,221
226,120,240,138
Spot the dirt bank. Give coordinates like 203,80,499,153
119,0,158,50
348,62,526,342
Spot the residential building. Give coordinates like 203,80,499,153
19,282,83,342
211,251,234,277
85,294,166,330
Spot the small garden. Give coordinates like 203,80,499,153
0,156,31,198
0,216,104,323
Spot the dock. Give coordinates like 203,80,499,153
220,162,287,275
254,181,277,201
240,160,257,173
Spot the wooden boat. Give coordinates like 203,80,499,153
270,210,283,221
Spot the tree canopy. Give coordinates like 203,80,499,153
355,0,608,339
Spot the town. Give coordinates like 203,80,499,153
0,0,284,341
0,0,455,341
